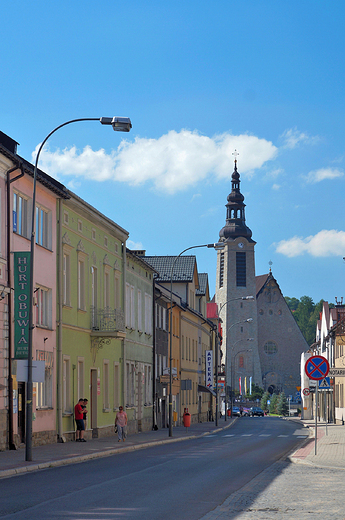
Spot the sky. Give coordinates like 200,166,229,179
2,1,345,305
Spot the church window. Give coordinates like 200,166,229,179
219,253,224,288
264,341,278,355
236,252,246,287
259,309,264,315
238,356,244,368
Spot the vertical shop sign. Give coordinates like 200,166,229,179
206,350,213,389
14,252,31,359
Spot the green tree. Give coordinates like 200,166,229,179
246,384,263,401
260,391,270,411
269,394,279,414
277,392,289,416
285,296,332,346
285,297,300,312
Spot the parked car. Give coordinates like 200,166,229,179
232,406,241,417
249,406,264,417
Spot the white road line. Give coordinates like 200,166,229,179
259,434,271,437
278,435,288,437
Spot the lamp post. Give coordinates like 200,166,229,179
216,297,254,425
168,242,224,437
226,319,253,418
25,116,132,461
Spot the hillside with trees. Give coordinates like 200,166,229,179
285,296,332,346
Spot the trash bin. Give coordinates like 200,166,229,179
183,408,191,428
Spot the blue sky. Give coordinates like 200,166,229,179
2,1,345,305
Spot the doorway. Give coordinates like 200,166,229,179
90,369,98,436
17,382,25,443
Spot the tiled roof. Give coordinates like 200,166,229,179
196,273,208,295
255,274,269,296
143,255,196,283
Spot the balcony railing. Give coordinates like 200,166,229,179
91,306,125,333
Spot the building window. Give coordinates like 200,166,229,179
92,228,96,241
114,273,121,309
236,252,246,287
264,341,278,355
63,252,71,306
77,359,84,400
63,211,69,225
104,269,110,308
36,205,51,249
103,361,109,410
145,292,152,334
219,252,224,288
78,258,86,310
138,289,142,331
114,363,120,409
13,191,29,238
238,355,244,368
36,286,52,328
63,356,70,413
104,236,108,248
35,351,53,409
126,283,135,328
78,220,83,233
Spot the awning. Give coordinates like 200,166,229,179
198,384,216,397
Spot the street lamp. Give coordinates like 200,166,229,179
216,297,254,426
26,116,132,461
168,242,225,437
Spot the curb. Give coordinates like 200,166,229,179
0,419,236,480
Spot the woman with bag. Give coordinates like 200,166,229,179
115,406,128,442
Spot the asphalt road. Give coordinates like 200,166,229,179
0,418,307,520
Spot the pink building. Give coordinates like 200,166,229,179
0,131,68,449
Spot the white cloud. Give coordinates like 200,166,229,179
281,128,319,149
272,184,281,190
33,129,277,195
275,230,345,258
305,167,344,184
127,240,144,250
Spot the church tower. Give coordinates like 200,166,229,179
215,153,262,396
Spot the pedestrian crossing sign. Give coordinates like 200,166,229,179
319,377,331,389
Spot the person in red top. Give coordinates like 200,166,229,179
75,398,86,442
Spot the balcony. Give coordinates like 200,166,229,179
90,307,126,339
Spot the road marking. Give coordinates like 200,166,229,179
293,430,307,435
297,435,308,438
278,435,288,437
242,434,253,437
223,434,235,437
259,434,271,437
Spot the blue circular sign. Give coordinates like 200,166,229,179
305,355,329,381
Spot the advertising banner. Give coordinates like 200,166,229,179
206,350,213,389
14,251,31,359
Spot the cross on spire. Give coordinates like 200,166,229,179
269,260,273,273
232,149,239,166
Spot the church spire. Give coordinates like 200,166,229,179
219,151,253,241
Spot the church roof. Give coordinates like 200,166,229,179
143,255,197,284
255,274,270,296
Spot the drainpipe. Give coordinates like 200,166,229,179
152,276,157,429
7,163,24,450
56,199,65,441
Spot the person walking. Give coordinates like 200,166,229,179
115,406,128,442
75,398,87,442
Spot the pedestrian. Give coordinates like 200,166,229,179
75,398,87,442
82,398,88,428
115,406,128,442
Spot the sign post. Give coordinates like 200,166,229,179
305,355,330,455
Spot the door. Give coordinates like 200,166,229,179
17,382,25,443
90,369,98,431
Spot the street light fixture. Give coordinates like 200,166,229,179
26,116,132,461
168,242,225,437
215,297,254,426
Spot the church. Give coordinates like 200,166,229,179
215,156,308,398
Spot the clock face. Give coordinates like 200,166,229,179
238,242,244,249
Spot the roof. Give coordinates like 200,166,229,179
255,274,269,296
143,255,197,283
0,134,70,199
196,273,208,296
127,249,157,274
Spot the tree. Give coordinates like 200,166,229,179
246,384,263,401
277,392,289,416
285,296,332,346
269,394,279,414
260,391,270,411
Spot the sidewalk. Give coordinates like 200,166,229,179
289,418,345,469
0,417,235,479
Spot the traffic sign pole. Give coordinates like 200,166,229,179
315,380,318,455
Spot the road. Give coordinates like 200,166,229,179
0,418,307,520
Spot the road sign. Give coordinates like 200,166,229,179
328,368,345,377
305,355,329,380
302,388,310,396
319,377,331,389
